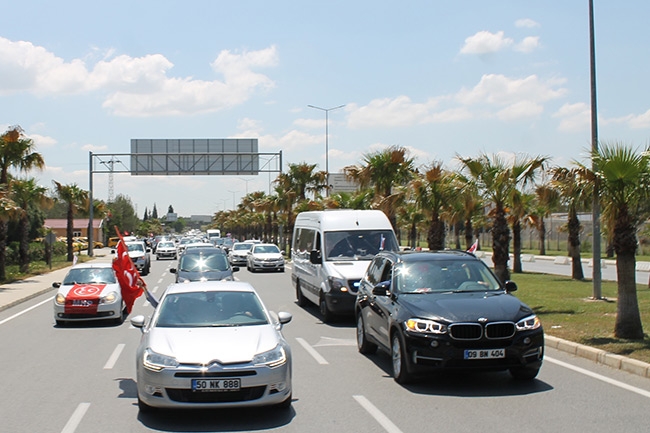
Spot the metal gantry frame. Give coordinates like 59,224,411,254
87,150,282,256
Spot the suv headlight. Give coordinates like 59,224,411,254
101,292,118,304
516,315,542,331
405,318,447,335
252,345,287,368
327,276,349,293
143,348,178,371
55,293,66,305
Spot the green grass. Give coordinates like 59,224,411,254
511,272,650,364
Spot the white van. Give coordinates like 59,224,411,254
291,209,399,322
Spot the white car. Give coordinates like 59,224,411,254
53,263,125,326
124,241,151,275
228,242,254,266
155,241,177,260
246,243,285,272
131,281,293,411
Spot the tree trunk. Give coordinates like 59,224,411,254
538,218,546,255
492,206,511,284
19,214,30,273
67,205,74,262
613,208,644,339
512,220,522,273
454,221,462,249
0,220,6,281
409,221,417,249
464,219,474,250
567,208,584,280
427,213,445,251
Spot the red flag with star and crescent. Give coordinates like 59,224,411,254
112,229,145,314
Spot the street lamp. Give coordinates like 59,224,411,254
228,190,239,210
239,177,253,195
308,104,345,195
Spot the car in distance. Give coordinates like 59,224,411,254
355,250,544,384
246,243,285,272
124,240,151,275
155,240,177,260
131,280,293,412
228,241,254,267
170,247,238,282
53,262,125,326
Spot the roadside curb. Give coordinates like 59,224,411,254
0,286,56,313
545,335,650,378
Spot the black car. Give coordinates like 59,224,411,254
355,250,544,384
170,247,239,283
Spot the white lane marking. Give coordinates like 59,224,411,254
546,356,650,398
0,297,53,326
104,344,125,370
61,402,90,433
295,337,329,365
353,395,403,433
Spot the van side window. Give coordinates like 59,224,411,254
296,228,315,254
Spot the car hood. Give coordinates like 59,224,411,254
177,270,232,281
128,251,146,259
323,260,370,281
57,283,121,297
147,325,280,364
398,291,532,323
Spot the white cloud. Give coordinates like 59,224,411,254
0,37,279,117
456,74,567,107
627,109,650,129
460,31,513,55
515,36,540,53
553,102,591,132
496,100,543,121
347,96,435,128
515,19,541,28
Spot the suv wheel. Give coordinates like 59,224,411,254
391,331,413,384
357,313,377,354
319,293,333,323
296,281,307,307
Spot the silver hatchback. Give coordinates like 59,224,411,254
131,281,293,412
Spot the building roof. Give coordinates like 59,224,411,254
44,219,104,229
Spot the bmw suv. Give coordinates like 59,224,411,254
355,250,544,384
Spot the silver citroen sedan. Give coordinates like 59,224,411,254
131,281,292,412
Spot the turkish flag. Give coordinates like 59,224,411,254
112,239,144,314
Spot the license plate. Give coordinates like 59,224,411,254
464,348,505,360
191,378,241,392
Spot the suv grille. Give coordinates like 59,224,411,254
449,322,515,340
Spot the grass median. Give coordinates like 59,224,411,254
511,272,650,365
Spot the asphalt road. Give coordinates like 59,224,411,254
2,257,650,432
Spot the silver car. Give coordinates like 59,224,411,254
131,281,292,412
246,243,285,272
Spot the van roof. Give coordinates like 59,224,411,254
294,209,393,231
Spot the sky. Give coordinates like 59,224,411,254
2,1,650,218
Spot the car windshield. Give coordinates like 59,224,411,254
394,260,501,294
234,243,253,251
158,242,174,248
254,245,280,254
127,243,144,252
63,267,117,285
179,253,229,272
155,291,268,327
325,230,398,260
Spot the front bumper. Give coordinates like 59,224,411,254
402,328,545,373
53,301,123,322
249,260,284,271
137,360,291,409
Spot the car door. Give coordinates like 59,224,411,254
368,258,395,346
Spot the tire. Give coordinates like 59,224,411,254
509,365,540,380
391,331,413,384
55,320,66,327
319,293,333,323
356,313,377,354
296,281,307,307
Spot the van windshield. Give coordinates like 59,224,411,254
325,230,398,261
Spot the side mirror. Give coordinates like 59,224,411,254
504,280,518,293
130,315,146,329
372,281,391,296
232,266,240,272
309,250,322,265
170,268,177,274
53,282,61,288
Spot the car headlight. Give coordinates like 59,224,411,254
101,292,118,304
55,293,66,305
327,276,349,293
405,318,447,335
516,315,542,331
143,348,178,371
252,345,287,368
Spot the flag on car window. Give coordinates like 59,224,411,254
467,239,479,254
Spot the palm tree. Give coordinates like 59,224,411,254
0,126,45,278
0,186,19,280
53,181,89,262
529,184,561,255
509,191,535,273
457,153,548,283
590,143,650,340
10,178,51,273
550,165,593,280
453,173,484,250
343,145,415,232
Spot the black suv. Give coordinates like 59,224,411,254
355,250,544,383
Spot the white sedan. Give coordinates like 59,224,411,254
53,262,125,326
131,281,293,412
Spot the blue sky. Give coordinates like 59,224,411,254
2,1,650,217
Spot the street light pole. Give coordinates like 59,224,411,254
228,190,239,210
308,104,345,196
